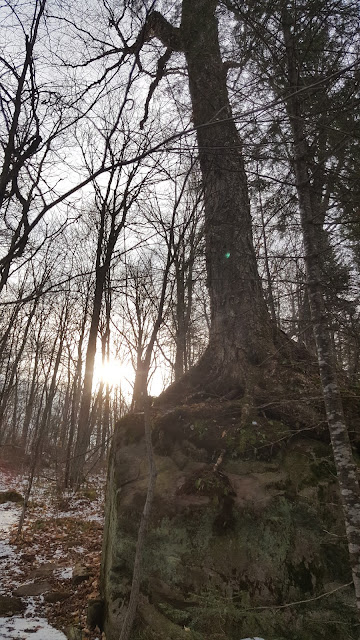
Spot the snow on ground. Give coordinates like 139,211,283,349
0,465,105,639
54,567,72,580
0,616,67,640
0,503,25,594
0,500,67,639
0,464,266,640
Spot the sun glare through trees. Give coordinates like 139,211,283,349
1,0,360,639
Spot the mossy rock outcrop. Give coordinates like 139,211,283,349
0,489,23,504
101,400,359,640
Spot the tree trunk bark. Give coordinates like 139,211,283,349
70,270,106,486
147,0,273,389
294,135,360,615
182,0,272,373
174,260,186,382
282,7,360,613
22,333,42,449
64,292,89,487
257,164,277,326
101,290,111,461
132,361,148,411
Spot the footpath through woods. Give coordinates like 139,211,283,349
0,448,105,640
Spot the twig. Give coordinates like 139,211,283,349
250,581,354,611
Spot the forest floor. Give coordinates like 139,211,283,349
0,447,105,640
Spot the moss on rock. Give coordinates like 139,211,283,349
101,402,359,640
0,490,23,504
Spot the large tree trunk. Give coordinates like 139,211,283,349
147,0,273,390
101,4,348,639
183,0,271,363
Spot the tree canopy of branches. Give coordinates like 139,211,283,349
1,0,360,634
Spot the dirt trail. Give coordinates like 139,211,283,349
0,457,105,640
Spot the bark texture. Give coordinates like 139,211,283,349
100,3,360,638
147,0,273,388
281,5,360,612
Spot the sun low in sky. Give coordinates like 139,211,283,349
93,356,167,398
96,359,131,387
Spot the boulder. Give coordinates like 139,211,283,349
72,563,91,585
0,490,23,504
13,580,52,596
101,402,359,640
65,625,83,640
21,552,36,563
29,562,58,578
0,595,25,616
44,590,71,603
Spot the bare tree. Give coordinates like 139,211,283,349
280,2,360,611
17,297,69,535
70,122,151,485
224,0,360,613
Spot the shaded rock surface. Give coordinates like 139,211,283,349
0,490,23,504
13,580,52,597
29,562,59,578
0,595,25,616
65,625,83,640
44,590,71,603
72,563,91,585
101,400,359,640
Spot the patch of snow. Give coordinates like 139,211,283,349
50,506,104,522
70,546,84,554
0,469,105,634
0,474,26,495
0,506,20,536
0,504,21,595
0,616,67,639
55,567,72,580
35,557,50,564
24,598,37,617
0,541,16,561
0,478,12,493
51,510,72,519
86,513,104,522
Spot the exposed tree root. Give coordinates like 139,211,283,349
154,332,360,452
